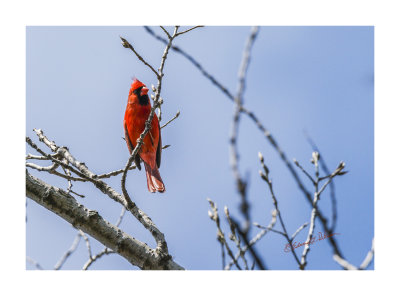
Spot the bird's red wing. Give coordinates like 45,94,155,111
123,120,133,154
156,121,162,168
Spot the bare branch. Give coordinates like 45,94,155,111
30,129,171,260
26,160,87,182
26,153,50,160
230,217,268,270
318,162,346,196
176,26,204,36
115,206,126,228
300,154,321,270
207,198,242,270
258,152,302,267
333,254,357,270
26,256,44,270
160,26,171,39
54,233,81,270
83,248,115,270
161,110,180,129
27,134,97,182
225,210,277,270
26,162,59,173
224,206,249,270
26,171,184,270
79,230,93,259
293,158,316,185
120,36,159,78
96,165,136,179
359,238,374,270
143,26,235,100
230,26,259,236
334,238,374,270
304,131,338,231
291,222,309,240
254,223,286,236
299,158,346,270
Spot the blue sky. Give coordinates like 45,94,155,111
26,26,374,270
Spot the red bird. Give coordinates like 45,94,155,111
123,79,165,193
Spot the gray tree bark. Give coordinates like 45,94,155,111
26,171,184,270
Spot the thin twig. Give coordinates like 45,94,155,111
225,210,277,270
304,131,338,232
120,36,159,78
82,248,115,270
258,152,302,267
334,237,374,270
26,161,87,182
160,26,171,39
26,153,50,160
300,152,321,269
291,222,309,240
54,234,81,270
359,238,374,270
293,159,315,185
115,206,127,227
207,199,242,270
27,135,96,182
333,254,357,270
96,165,136,179
26,256,44,270
161,110,180,129
230,217,267,270
176,26,204,36
224,207,249,270
254,222,286,236
299,156,346,270
26,162,59,173
143,26,235,100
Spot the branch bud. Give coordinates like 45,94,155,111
208,210,214,220
311,151,320,164
224,206,229,217
258,152,264,163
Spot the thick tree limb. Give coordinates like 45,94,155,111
26,171,184,270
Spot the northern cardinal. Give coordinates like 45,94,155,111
123,78,165,193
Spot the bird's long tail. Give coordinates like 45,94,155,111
144,162,165,193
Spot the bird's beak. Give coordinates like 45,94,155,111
140,87,149,96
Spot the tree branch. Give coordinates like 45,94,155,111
28,129,171,260
26,171,184,270
120,36,159,78
230,26,259,235
258,152,302,267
